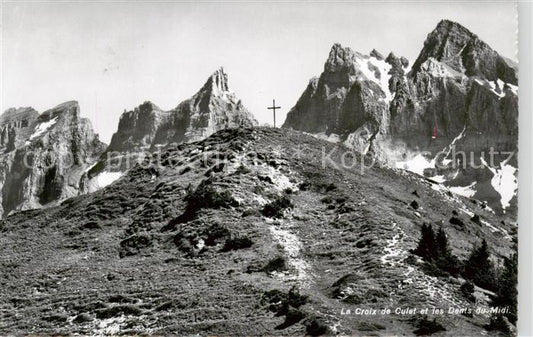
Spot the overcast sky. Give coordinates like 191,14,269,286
1,1,518,143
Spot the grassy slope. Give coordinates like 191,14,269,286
0,127,515,336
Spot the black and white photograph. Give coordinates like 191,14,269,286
0,1,527,336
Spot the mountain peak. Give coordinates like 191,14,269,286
434,19,474,35
327,43,356,66
411,19,517,84
202,67,230,94
40,101,80,120
137,101,163,113
370,49,384,60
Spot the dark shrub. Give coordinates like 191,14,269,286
356,238,373,248
95,305,142,319
261,289,286,312
325,183,337,192
221,236,254,252
262,286,308,317
471,214,481,225
449,217,465,229
119,234,152,257
421,262,450,278
358,321,386,331
108,294,134,303
162,179,237,230
242,208,261,217
73,313,92,323
261,195,293,218
410,200,419,209
186,179,237,209
342,294,362,304
275,307,306,329
82,221,101,229
305,316,330,336
283,187,293,194
285,286,309,312
338,203,355,213
299,181,311,191
413,317,446,335
258,175,273,184
486,314,512,336
262,256,288,274
204,223,231,246
42,314,68,323
155,301,173,311
460,281,476,302
235,164,250,174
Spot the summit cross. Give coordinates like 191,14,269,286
267,99,281,128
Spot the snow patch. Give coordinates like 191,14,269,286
96,171,123,188
29,117,58,140
431,175,447,184
85,171,124,192
355,54,393,103
448,182,477,198
311,132,341,143
480,157,518,211
395,153,434,176
476,78,519,99
420,58,461,78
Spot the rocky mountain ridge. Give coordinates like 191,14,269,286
81,67,257,193
0,68,257,216
283,19,518,215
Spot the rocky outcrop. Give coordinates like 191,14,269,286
0,101,106,217
82,67,257,193
283,20,519,214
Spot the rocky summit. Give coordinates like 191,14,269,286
0,127,516,335
0,101,106,218
283,20,518,215
81,67,257,193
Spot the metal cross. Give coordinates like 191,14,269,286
267,99,281,128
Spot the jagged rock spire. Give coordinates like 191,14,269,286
201,67,230,94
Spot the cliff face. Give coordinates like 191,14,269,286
283,20,518,214
82,68,257,193
0,107,40,152
283,44,394,138
0,102,106,217
106,102,170,153
390,20,518,140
